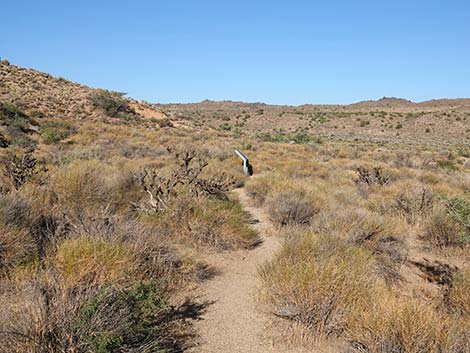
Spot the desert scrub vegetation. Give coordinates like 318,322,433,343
0,135,256,351
250,139,470,352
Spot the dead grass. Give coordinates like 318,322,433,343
259,231,377,337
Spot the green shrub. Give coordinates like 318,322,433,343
41,121,76,144
445,195,470,244
90,90,135,119
437,160,458,171
77,282,171,353
219,122,232,131
0,102,29,131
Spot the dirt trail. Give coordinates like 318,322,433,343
187,187,304,353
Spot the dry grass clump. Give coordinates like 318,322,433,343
346,210,407,283
149,195,258,250
244,173,279,206
266,187,321,227
425,206,463,247
55,236,131,286
259,231,377,336
345,291,470,353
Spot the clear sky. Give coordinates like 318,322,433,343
2,1,469,105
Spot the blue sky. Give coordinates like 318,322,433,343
2,1,469,105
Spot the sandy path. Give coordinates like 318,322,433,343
187,187,304,353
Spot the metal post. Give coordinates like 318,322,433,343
234,149,253,176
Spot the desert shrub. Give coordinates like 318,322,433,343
5,125,37,148
259,231,376,336
90,90,135,119
266,187,319,226
425,207,462,247
446,270,470,316
425,195,470,247
437,159,458,171
345,292,469,353
156,117,174,128
40,121,75,144
76,282,175,353
0,102,29,131
445,195,470,244
355,167,390,186
393,187,434,224
2,149,41,190
136,148,234,213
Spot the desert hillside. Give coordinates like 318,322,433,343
0,60,171,122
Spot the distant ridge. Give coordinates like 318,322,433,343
159,96,470,111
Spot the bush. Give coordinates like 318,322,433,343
77,282,173,353
259,232,376,335
0,102,29,131
425,207,462,247
445,195,470,244
446,270,470,316
425,196,470,247
41,121,75,144
2,149,41,190
90,90,135,119
266,188,319,226
345,292,469,353
156,118,174,128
